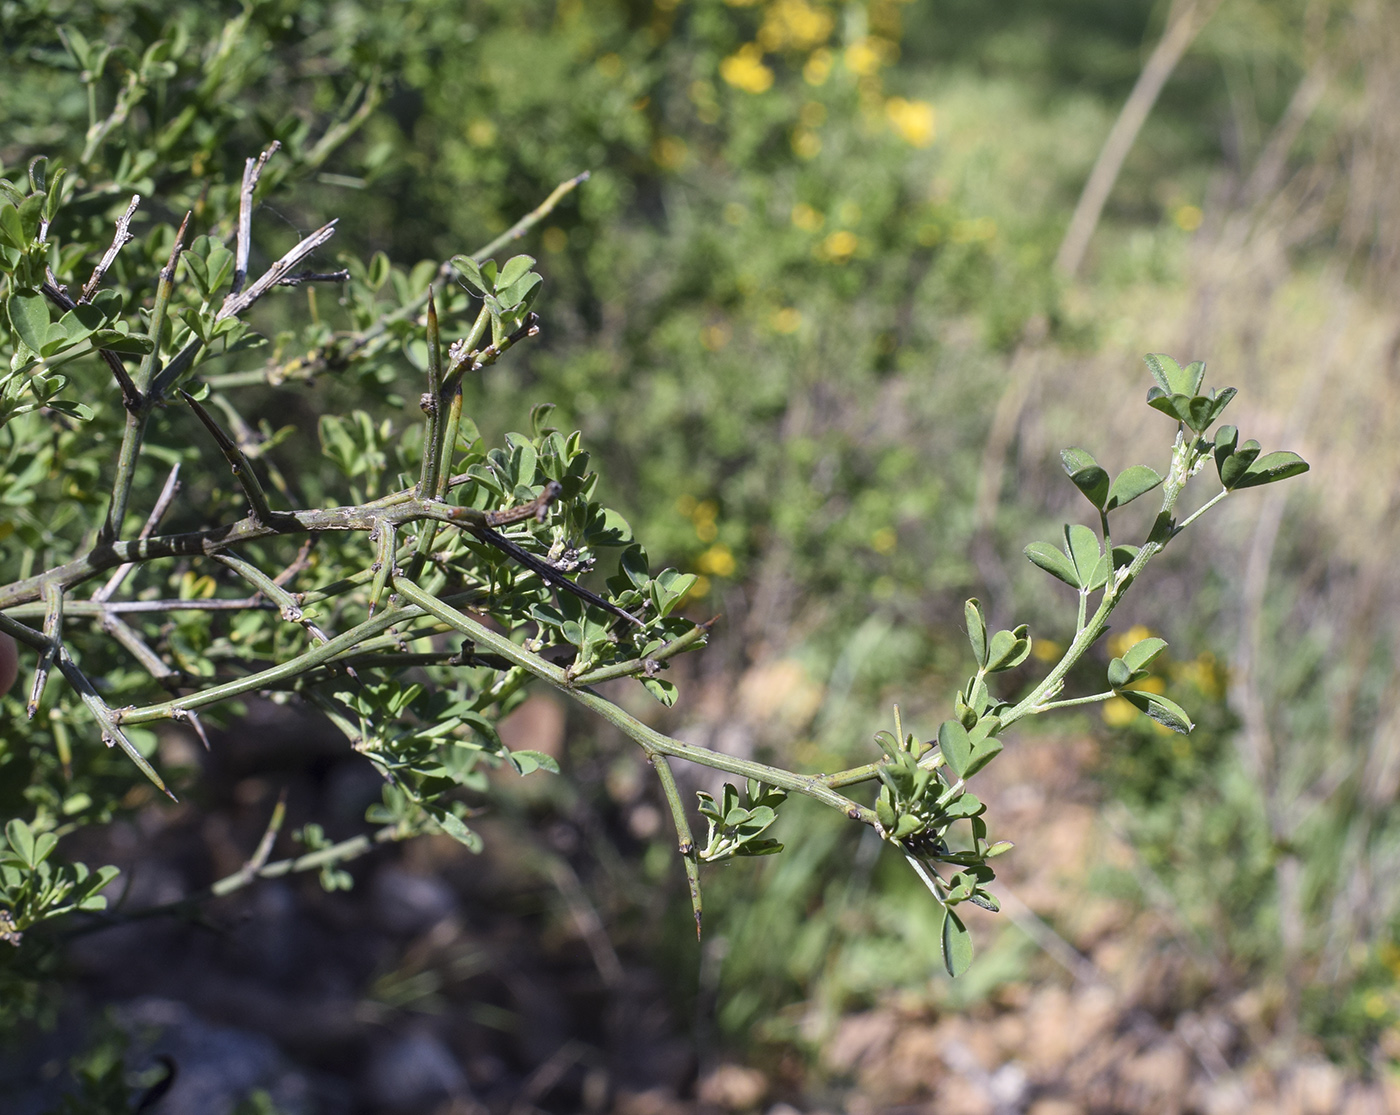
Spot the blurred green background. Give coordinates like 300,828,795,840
5,0,1400,1109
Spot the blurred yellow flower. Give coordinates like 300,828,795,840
697,543,737,577
467,119,496,147
803,48,833,85
1102,696,1137,727
595,53,624,79
791,202,823,231
691,499,719,542
844,38,884,76
701,322,731,352
772,307,803,333
758,0,835,52
791,129,822,158
541,227,568,253
652,136,688,170
885,97,935,147
1108,624,1155,660
870,527,897,554
821,229,859,261
720,44,774,94
1173,204,1204,231
950,217,997,243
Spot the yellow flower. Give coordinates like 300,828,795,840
466,119,496,147
870,527,896,554
652,136,688,170
697,544,737,578
720,44,774,94
791,129,822,158
820,229,859,261
700,322,731,352
772,307,802,334
691,499,719,542
844,37,884,76
803,48,833,85
758,0,835,52
1173,204,1203,232
1102,697,1137,727
885,97,935,147
791,202,823,231
1108,624,1155,660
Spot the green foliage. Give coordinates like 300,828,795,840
0,818,117,941
0,0,1340,1079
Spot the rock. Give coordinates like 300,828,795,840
115,998,308,1115
698,1063,769,1110
364,1028,468,1111
371,864,458,935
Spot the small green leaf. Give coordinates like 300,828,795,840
1186,388,1237,433
964,736,1002,779
874,730,902,762
941,907,975,977
1143,353,1179,394
1061,447,1109,509
5,819,35,867
942,793,984,819
497,271,542,311
1105,465,1163,511
1146,390,1191,425
1107,657,1132,689
1213,425,1239,473
986,840,1014,858
17,193,44,240
876,793,897,831
433,810,484,851
585,505,633,546
641,677,678,706
1065,524,1101,583
450,254,491,295
31,832,57,867
0,203,25,250
7,290,50,352
1219,439,1260,488
1148,387,1236,434
92,329,154,355
938,719,972,780
1024,541,1079,588
508,750,561,776
1121,690,1194,734
497,254,536,288
965,598,987,667
985,625,1031,672
1122,636,1168,673
1144,353,1204,396
1229,451,1310,490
